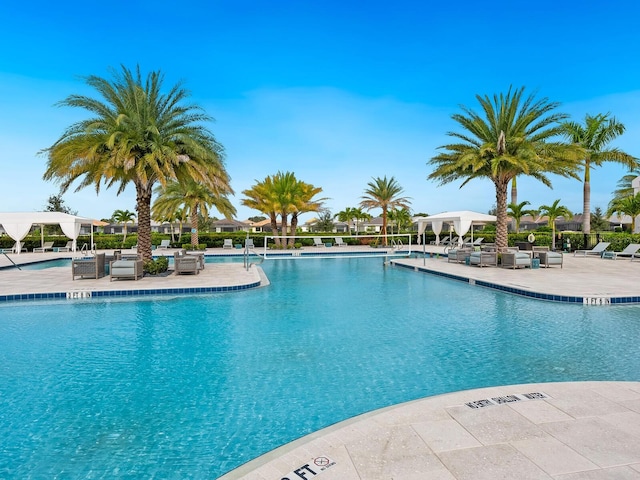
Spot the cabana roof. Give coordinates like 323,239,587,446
0,212,96,253
414,210,497,245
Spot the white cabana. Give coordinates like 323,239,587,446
0,212,95,254
414,210,497,246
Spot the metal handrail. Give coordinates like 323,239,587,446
2,252,21,270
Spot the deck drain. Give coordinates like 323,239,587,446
465,392,550,409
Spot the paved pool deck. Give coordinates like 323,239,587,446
2,247,639,479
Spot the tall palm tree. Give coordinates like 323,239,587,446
539,199,572,250
287,180,325,247
607,193,640,232
360,176,411,246
507,201,538,233
112,209,136,246
560,113,637,234
428,86,581,250
43,65,230,261
153,178,235,248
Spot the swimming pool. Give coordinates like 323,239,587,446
1,257,639,478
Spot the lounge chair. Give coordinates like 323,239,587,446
573,241,611,257
1,242,27,254
538,251,563,268
157,239,171,249
313,237,325,247
57,241,74,252
334,237,347,247
110,257,144,281
602,243,640,259
33,241,54,253
245,238,254,250
223,239,233,249
72,253,106,280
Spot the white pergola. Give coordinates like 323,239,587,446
414,210,497,246
0,212,96,254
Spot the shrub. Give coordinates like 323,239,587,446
144,256,169,275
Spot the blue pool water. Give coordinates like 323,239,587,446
1,257,640,478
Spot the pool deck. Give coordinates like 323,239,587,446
2,247,640,479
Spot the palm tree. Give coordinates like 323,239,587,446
610,168,640,205
507,201,538,233
153,178,235,248
112,209,136,246
352,208,371,234
607,193,640,232
428,86,581,250
335,207,358,233
360,176,411,246
388,208,412,234
43,65,230,261
539,199,572,250
242,172,324,248
560,113,637,234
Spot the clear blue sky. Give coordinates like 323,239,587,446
1,0,639,222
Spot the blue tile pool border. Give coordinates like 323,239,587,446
0,281,262,303
392,261,639,306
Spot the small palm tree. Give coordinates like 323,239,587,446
610,168,640,205
335,207,358,233
539,199,572,250
112,209,136,245
560,113,638,233
507,201,538,233
388,208,412,234
153,178,235,248
360,176,411,245
607,193,640,232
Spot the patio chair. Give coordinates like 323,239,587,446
573,241,611,257
334,237,347,247
223,239,233,249
603,243,640,259
469,249,497,267
33,241,54,253
447,247,472,263
501,248,531,269
313,237,325,247
174,251,200,275
538,251,563,268
110,258,144,281
157,239,171,249
72,253,106,280
245,238,255,250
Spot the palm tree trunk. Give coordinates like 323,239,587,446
190,204,199,248
510,177,517,231
583,165,591,234
289,214,298,247
495,180,509,251
136,186,153,262
280,214,289,248
269,213,280,247
382,209,388,246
